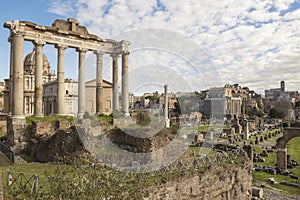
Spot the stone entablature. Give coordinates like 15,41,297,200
4,18,128,54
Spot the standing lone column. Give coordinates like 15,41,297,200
164,85,170,128
94,51,104,115
122,52,129,115
12,33,25,117
77,48,87,118
56,44,67,115
33,40,45,117
111,54,119,113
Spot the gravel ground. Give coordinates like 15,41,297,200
253,180,300,200
262,187,300,200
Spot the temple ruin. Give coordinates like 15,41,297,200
4,18,130,146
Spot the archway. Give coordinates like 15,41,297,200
276,128,300,170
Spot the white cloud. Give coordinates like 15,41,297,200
47,0,300,95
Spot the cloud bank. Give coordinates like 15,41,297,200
48,0,300,95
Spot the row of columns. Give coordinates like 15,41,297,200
9,32,130,118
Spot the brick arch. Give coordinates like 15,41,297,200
276,128,300,170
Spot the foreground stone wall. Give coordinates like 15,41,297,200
24,120,252,200
146,158,252,200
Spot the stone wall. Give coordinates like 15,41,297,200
27,126,85,162
32,120,73,137
108,127,175,153
146,158,252,200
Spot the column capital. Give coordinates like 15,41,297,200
11,32,25,38
55,44,68,50
122,51,130,55
4,20,26,36
33,40,45,46
94,50,105,56
76,47,88,53
110,53,120,59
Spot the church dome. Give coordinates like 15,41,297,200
24,49,51,74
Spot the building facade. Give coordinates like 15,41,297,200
200,85,243,118
43,79,113,116
3,49,56,115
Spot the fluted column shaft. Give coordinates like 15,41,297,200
56,45,67,115
122,52,129,115
111,54,119,112
77,48,87,118
12,33,24,117
8,37,13,115
95,51,104,115
33,41,44,117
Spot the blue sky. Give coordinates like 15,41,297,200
1,0,300,95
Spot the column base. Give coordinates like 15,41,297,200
6,115,26,148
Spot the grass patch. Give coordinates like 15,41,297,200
287,137,300,163
246,128,280,143
253,171,300,195
26,115,75,126
189,146,216,156
98,115,113,125
254,152,277,167
84,114,113,126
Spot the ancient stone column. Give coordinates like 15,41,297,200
277,147,287,170
56,44,67,115
111,54,119,113
122,52,129,115
6,30,26,146
33,40,45,117
77,48,87,118
8,37,13,115
243,118,249,140
94,51,104,115
12,33,24,117
164,85,170,128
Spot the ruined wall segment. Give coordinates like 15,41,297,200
146,158,252,200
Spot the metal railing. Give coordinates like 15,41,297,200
0,141,14,164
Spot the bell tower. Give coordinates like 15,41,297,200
280,81,285,92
